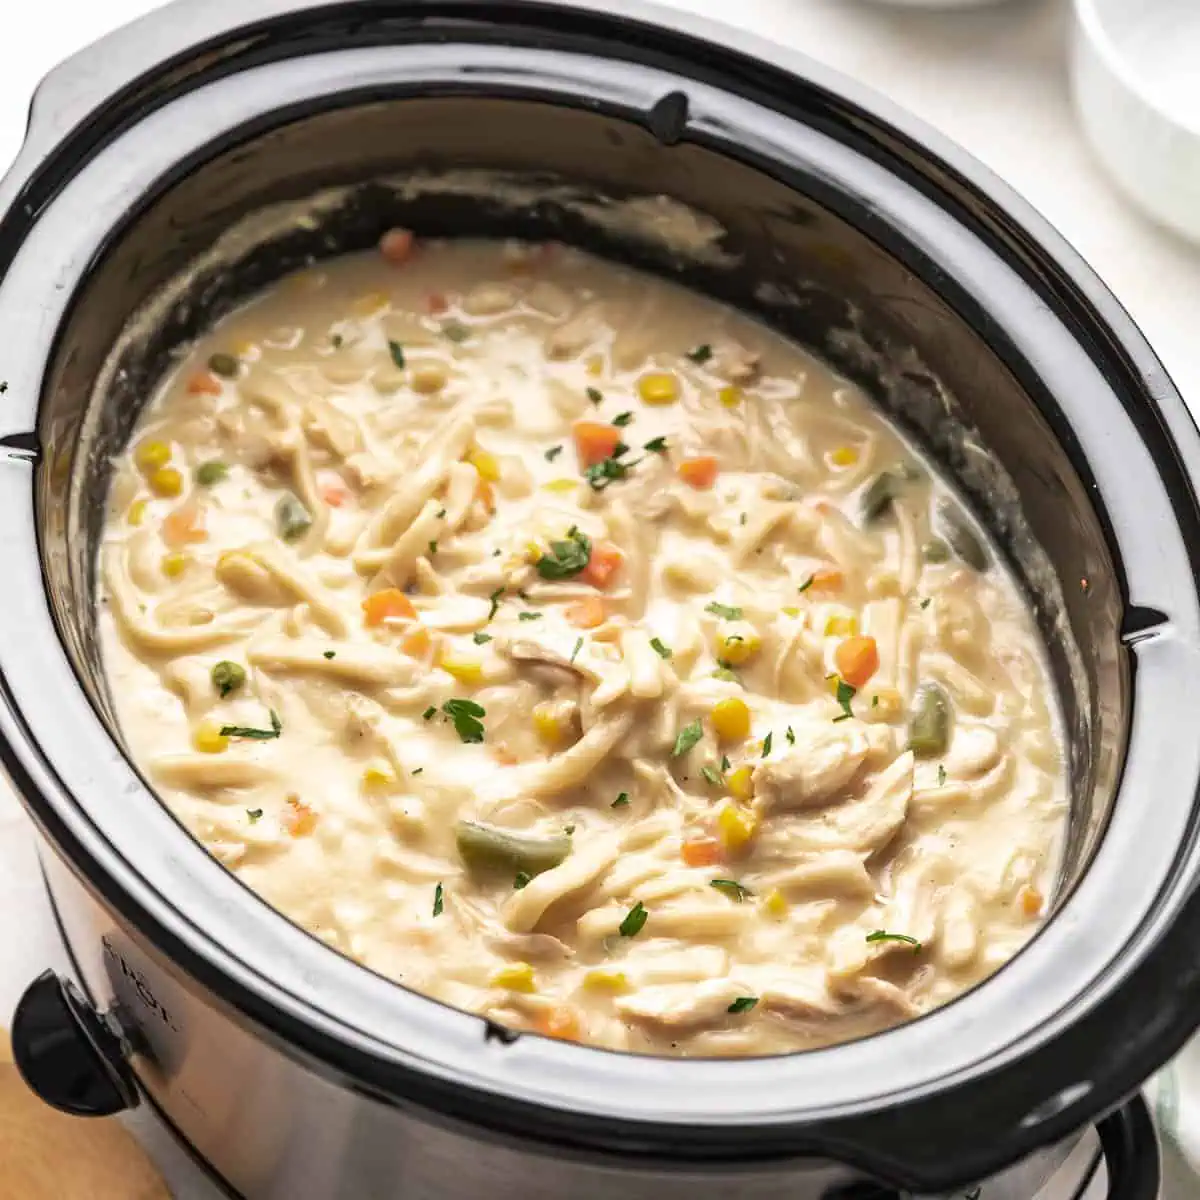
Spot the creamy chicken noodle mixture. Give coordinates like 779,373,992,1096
100,233,1065,1056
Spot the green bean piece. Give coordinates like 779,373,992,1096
861,471,903,524
938,500,990,571
275,492,312,542
922,537,951,564
207,352,241,379
455,820,572,878
908,682,953,757
195,460,229,487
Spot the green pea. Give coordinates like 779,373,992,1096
207,352,241,379
211,660,246,698
908,682,952,757
922,538,951,564
195,460,228,487
275,492,312,542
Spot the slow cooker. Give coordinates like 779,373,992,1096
1,2,1198,1197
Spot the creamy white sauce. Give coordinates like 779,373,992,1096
99,237,1065,1056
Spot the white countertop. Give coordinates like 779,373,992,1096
1,1,1197,1196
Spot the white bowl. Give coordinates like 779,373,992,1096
1072,0,1200,244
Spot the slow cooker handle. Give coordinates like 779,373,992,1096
10,970,139,1117
1096,1096,1160,1200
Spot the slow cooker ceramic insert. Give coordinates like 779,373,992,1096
1,2,1199,1198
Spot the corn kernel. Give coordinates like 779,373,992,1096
524,540,545,563
718,386,742,408
161,552,189,579
542,479,578,493
763,888,789,918
362,765,396,793
716,801,758,854
585,355,604,377
583,968,630,993
352,290,389,317
467,448,500,482
727,765,754,801
711,697,751,742
192,721,229,754
830,445,859,468
148,466,184,497
440,655,483,685
134,439,171,473
127,499,147,526
824,614,859,638
232,339,258,359
533,704,564,748
717,629,761,666
637,371,680,406
866,687,903,722
490,963,536,993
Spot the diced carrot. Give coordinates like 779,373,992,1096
572,421,622,469
579,541,623,590
681,838,722,868
566,595,608,629
320,479,351,508
834,635,880,689
810,566,844,594
426,292,449,315
284,797,319,837
363,588,417,627
379,227,415,266
1019,886,1044,918
491,745,519,766
186,372,223,396
162,504,206,547
400,625,432,659
537,1005,583,1042
678,455,719,490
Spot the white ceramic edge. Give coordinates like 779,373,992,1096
1070,0,1200,245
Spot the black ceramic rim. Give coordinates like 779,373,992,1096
0,2,1199,1194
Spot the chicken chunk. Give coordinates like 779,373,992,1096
753,725,873,814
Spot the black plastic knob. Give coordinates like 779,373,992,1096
11,970,139,1116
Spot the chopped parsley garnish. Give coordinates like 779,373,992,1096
473,632,493,645
585,453,639,491
643,436,668,454
612,792,631,808
211,660,245,698
686,344,713,364
443,698,486,743
619,901,648,937
518,611,543,621
712,666,740,683
920,597,931,610
586,387,603,405
195,460,229,486
246,808,263,824
937,764,947,786
544,445,563,462
871,695,880,708
705,601,743,620
833,677,856,722
761,732,773,758
412,767,424,775
672,719,704,758
427,540,438,556
797,575,814,593
487,588,505,620
422,706,437,720
564,824,576,835
739,512,748,526
786,726,796,746
331,334,344,349
612,411,634,427
710,879,752,902
866,930,922,950
513,871,532,890
388,340,406,368
649,637,673,659
323,650,336,660
727,997,758,1014
701,765,723,787
432,882,444,916
442,321,470,343
220,709,282,740
535,527,592,579
436,508,447,519
721,755,731,772
570,636,584,663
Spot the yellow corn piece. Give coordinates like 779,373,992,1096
763,888,789,918
637,371,680,406
361,766,395,793
148,466,184,497
583,968,630,993
710,697,751,742
718,386,742,408
133,439,171,473
866,687,904,721
127,499,148,527
830,445,859,467
440,655,484,686
524,540,545,563
718,630,761,666
231,338,258,360
490,963,536,993
533,704,564,748
585,355,604,377
161,552,189,579
192,721,229,754
825,673,844,697
716,801,758,854
542,479,578,493
352,290,389,317
727,765,754,801
824,614,858,638
467,448,500,482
